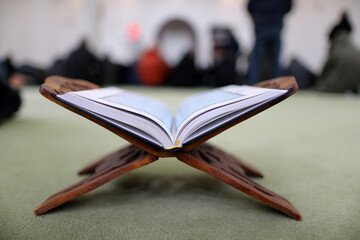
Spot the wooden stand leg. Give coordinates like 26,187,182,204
35,143,301,221
34,145,158,216
176,143,302,221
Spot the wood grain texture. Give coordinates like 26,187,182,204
34,146,158,216
177,143,302,221
35,144,302,220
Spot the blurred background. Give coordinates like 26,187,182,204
1,2,360,236
0,0,359,88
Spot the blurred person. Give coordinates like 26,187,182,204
136,46,170,86
62,39,103,85
316,11,360,92
212,27,241,86
166,51,200,86
0,57,24,123
101,57,128,85
17,64,49,85
246,0,292,85
158,18,199,86
284,58,316,89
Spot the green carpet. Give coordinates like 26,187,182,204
1,86,359,239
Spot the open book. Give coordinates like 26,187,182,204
36,76,302,220
56,85,289,151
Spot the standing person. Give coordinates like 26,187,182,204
246,0,292,85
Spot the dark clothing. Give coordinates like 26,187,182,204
316,13,360,92
285,58,316,89
329,14,352,41
0,58,22,123
247,0,292,34
0,58,15,83
62,43,103,85
247,27,282,85
0,79,21,123
212,28,241,86
166,52,200,86
246,0,292,85
101,58,128,85
316,32,360,92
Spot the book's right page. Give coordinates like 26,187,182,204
175,85,288,147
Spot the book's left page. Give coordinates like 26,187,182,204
57,87,176,149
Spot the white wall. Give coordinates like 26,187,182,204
0,0,88,66
0,0,359,74
283,0,360,72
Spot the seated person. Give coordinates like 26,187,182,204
316,12,360,92
0,57,24,123
61,40,103,86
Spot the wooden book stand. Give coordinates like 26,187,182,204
35,76,302,221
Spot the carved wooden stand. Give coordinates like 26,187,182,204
35,76,302,221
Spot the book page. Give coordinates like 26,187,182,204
57,84,287,150
58,92,175,148
84,109,164,148
175,85,275,135
71,88,174,139
179,89,287,145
